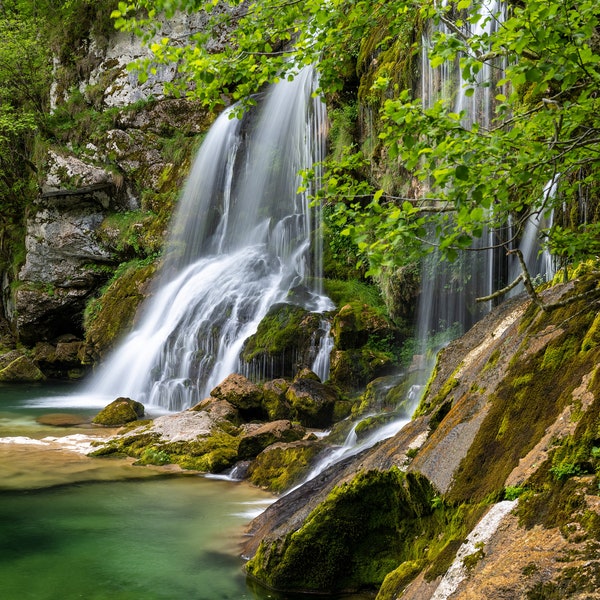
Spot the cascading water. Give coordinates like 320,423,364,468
80,66,333,412
309,320,334,381
507,176,559,292
296,1,513,486
421,0,507,129
416,0,508,366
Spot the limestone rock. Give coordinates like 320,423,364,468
92,397,145,426
43,150,119,197
210,373,263,412
116,98,213,136
285,374,338,428
0,352,45,382
238,420,305,460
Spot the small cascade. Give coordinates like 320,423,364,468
508,176,559,291
296,374,416,486
421,0,507,129
309,319,334,381
297,412,415,490
417,0,509,362
82,66,333,411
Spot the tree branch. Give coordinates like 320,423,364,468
476,273,523,302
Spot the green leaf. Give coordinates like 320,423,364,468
455,165,469,181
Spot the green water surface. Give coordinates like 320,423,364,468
0,384,273,599
0,384,374,600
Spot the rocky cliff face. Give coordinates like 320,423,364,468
243,268,600,599
0,11,214,379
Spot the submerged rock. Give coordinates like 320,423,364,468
36,413,88,427
92,397,145,426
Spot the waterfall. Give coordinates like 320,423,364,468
81,66,333,411
421,0,507,128
309,319,333,381
416,0,509,367
293,2,512,486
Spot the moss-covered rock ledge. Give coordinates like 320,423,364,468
89,371,337,487
242,267,600,598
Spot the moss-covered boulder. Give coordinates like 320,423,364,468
248,440,323,492
261,378,292,420
238,420,306,460
332,302,392,350
286,373,339,428
210,373,263,414
92,397,145,426
246,469,438,594
329,348,394,392
241,303,323,379
0,351,45,382
90,399,242,473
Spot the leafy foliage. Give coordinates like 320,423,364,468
0,6,53,266
114,0,600,288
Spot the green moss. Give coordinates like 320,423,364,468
137,447,171,465
415,374,459,419
462,542,485,571
241,304,320,377
447,278,600,505
327,102,359,162
160,429,240,472
97,210,164,259
88,429,159,457
323,279,386,310
247,469,442,594
482,347,501,372
84,258,158,360
248,442,322,492
581,312,600,352
356,11,422,108
376,560,425,600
